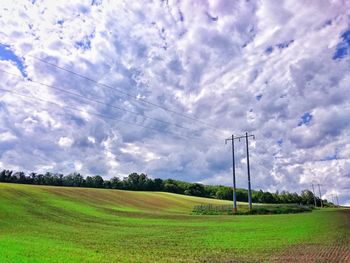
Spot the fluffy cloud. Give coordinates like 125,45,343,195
0,0,349,205
58,136,74,148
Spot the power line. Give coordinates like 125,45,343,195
26,54,219,130
0,87,198,140
0,69,197,132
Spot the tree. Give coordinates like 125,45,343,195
92,175,104,188
300,190,315,205
0,170,13,182
261,191,275,203
13,171,26,183
110,177,122,189
163,179,181,193
152,178,163,191
42,172,53,185
85,175,104,188
184,183,206,197
291,193,301,204
215,187,232,200
35,173,44,185
125,173,149,190
0,168,324,206
85,176,94,187
103,180,111,189
54,173,64,186
236,189,248,202
252,190,264,203
28,172,37,184
63,172,84,187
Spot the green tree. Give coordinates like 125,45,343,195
152,178,163,191
110,177,122,189
300,190,315,205
215,186,232,200
63,172,84,187
184,183,206,197
163,179,182,193
91,175,104,188
124,173,149,190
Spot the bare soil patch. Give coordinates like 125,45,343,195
270,209,350,263
269,244,350,263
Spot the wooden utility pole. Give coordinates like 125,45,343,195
225,135,237,213
245,132,253,211
317,184,323,208
226,132,255,212
311,184,317,207
336,195,339,207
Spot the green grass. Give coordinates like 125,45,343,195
192,203,313,215
0,183,348,262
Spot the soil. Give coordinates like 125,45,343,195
270,209,350,263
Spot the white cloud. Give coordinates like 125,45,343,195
0,0,349,204
0,131,17,142
87,136,95,144
58,137,73,148
121,143,161,162
74,160,83,171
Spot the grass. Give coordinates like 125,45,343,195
192,203,313,215
0,183,348,262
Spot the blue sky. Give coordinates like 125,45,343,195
0,44,27,76
0,0,349,205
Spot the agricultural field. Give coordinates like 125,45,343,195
0,183,349,262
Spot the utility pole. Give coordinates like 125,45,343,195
317,184,323,208
331,194,335,205
225,135,237,213
336,195,339,207
226,132,255,211
245,132,253,211
311,184,317,208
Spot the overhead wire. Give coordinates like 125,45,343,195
0,87,200,140
26,54,220,130
0,68,197,132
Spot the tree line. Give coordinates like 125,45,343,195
0,169,331,206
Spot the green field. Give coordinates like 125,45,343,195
0,183,348,262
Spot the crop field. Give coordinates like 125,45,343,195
0,183,349,262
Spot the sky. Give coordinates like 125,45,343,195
0,0,349,205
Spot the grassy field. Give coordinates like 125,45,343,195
0,183,348,262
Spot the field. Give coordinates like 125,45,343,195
0,183,349,262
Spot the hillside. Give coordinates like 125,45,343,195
0,183,348,262
0,182,236,215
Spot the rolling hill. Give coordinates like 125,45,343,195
0,183,348,262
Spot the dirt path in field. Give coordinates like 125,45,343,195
270,209,350,263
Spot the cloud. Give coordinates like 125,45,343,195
0,0,349,205
58,137,74,148
0,131,17,142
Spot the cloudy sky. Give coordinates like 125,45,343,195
0,0,349,205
